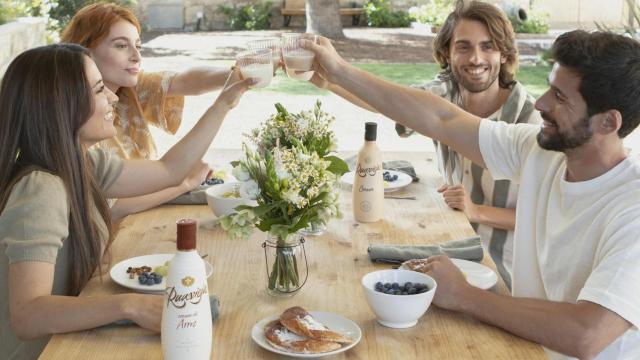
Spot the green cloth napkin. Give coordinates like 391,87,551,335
110,295,220,326
368,236,483,264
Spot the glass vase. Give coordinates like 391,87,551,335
299,221,327,236
262,231,308,296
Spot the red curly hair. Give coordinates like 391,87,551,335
61,2,141,48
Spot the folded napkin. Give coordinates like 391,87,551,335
368,236,483,264
165,184,210,205
110,295,220,326
344,155,419,182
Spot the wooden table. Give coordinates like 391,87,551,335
39,151,544,359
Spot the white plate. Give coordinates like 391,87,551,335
251,311,362,358
401,258,497,290
340,170,412,193
109,254,213,294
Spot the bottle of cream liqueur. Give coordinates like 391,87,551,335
161,219,212,360
353,122,384,222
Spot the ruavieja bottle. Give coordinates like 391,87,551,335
353,122,384,222
161,219,212,360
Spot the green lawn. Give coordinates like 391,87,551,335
256,63,551,98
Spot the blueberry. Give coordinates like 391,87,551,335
391,282,400,290
205,178,224,186
153,276,162,284
399,285,406,292
394,290,402,295
138,276,146,284
418,287,429,293
146,278,156,286
404,282,413,288
383,282,392,289
408,287,418,295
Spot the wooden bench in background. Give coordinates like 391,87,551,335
281,0,365,27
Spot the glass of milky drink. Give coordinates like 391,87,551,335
247,38,281,74
281,33,317,81
236,49,273,88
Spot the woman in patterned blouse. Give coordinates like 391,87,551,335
61,3,232,219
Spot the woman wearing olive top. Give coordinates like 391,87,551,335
0,44,252,360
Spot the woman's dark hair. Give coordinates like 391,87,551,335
551,30,640,138
0,43,112,295
433,0,518,89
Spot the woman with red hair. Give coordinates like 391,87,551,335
62,3,231,219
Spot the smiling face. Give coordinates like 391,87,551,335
447,19,506,93
90,19,141,92
78,56,119,146
535,63,594,152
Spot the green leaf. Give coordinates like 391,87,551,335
325,155,349,175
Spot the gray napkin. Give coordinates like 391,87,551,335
110,295,221,326
344,155,419,182
165,184,210,205
368,236,483,264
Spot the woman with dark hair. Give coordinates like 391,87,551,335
0,43,252,359
62,3,233,219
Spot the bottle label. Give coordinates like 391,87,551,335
165,276,208,309
356,163,381,178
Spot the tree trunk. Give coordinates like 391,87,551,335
306,0,345,39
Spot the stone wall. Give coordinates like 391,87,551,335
0,17,46,77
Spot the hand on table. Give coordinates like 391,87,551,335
437,184,479,222
408,256,473,312
126,294,163,332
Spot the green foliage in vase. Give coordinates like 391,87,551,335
220,101,348,241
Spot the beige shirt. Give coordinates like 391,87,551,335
0,149,123,360
98,71,185,160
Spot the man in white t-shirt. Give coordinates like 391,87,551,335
302,27,640,359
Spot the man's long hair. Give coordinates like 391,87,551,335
433,1,518,89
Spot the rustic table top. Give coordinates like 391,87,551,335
39,151,544,359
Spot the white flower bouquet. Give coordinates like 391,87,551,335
220,102,348,293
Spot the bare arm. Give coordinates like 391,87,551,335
309,72,378,112
471,205,515,230
109,161,210,220
438,184,515,230
303,37,485,167
9,261,162,340
421,256,631,359
105,70,252,199
168,66,231,96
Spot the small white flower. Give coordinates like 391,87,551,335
283,188,303,206
232,164,251,181
275,160,290,180
239,180,260,200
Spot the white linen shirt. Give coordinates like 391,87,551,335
478,120,640,360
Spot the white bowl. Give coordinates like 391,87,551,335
361,269,437,328
205,182,257,217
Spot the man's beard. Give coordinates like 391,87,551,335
536,111,593,151
451,64,500,93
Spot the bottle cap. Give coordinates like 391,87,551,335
176,219,197,250
364,122,377,141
